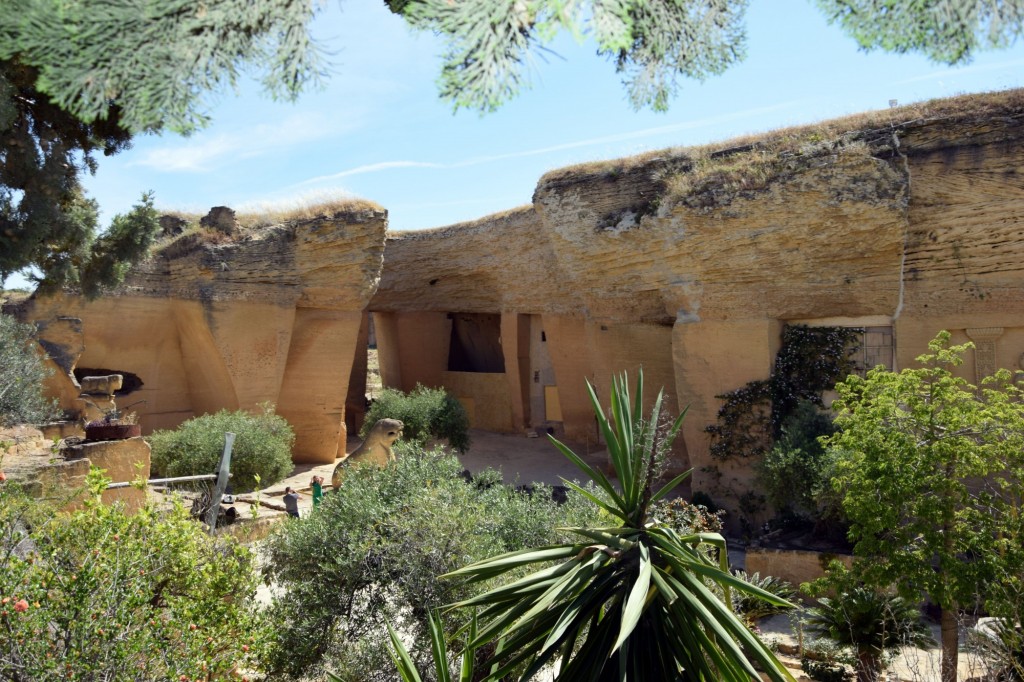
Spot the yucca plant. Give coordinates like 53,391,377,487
730,570,799,626
442,371,796,681
380,609,476,682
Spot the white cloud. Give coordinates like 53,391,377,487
129,112,341,172
451,102,802,166
288,101,801,190
890,58,1024,86
288,161,445,189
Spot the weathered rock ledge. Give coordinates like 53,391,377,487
16,206,389,464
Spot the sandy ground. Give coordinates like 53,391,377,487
756,611,993,681
252,428,608,518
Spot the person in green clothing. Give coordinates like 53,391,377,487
310,475,324,508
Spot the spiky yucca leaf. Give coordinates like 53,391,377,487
385,610,477,682
443,371,795,681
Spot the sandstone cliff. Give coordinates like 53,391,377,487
370,89,1024,526
19,204,388,464
16,89,1024,525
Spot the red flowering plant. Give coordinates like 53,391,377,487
0,468,271,680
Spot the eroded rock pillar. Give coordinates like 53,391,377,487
278,309,364,463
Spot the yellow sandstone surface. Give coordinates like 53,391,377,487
19,206,387,464
14,90,1024,528
369,90,1024,523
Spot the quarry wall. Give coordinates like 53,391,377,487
16,206,387,464
14,90,1024,526
369,90,1024,522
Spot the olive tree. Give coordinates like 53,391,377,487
0,313,58,427
826,331,1024,682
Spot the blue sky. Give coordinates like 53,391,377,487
82,0,1024,235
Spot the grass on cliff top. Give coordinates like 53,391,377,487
539,87,1024,197
150,197,384,256
0,289,32,307
233,196,384,229
385,203,535,241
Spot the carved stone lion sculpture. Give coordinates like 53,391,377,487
331,418,404,489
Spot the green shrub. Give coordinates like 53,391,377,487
260,445,601,680
652,495,724,534
148,403,294,492
969,617,1024,681
759,399,840,522
0,469,268,680
802,659,852,682
974,579,1024,681
0,313,59,427
801,641,854,682
362,384,470,452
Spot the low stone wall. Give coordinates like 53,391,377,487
62,437,151,513
2,426,151,513
2,425,90,501
39,421,85,441
745,547,853,590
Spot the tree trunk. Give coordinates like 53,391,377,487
855,649,880,682
940,605,959,682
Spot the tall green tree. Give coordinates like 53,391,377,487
826,331,1024,682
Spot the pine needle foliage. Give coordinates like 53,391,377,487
0,0,320,291
0,0,322,134
0,61,161,293
817,0,1024,65
392,0,1024,113
396,0,747,113
442,371,795,681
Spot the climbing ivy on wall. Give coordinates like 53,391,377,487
705,380,774,462
705,325,862,460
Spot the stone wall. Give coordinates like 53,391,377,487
1,426,150,513
745,548,854,593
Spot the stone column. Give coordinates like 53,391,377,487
966,327,1004,382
